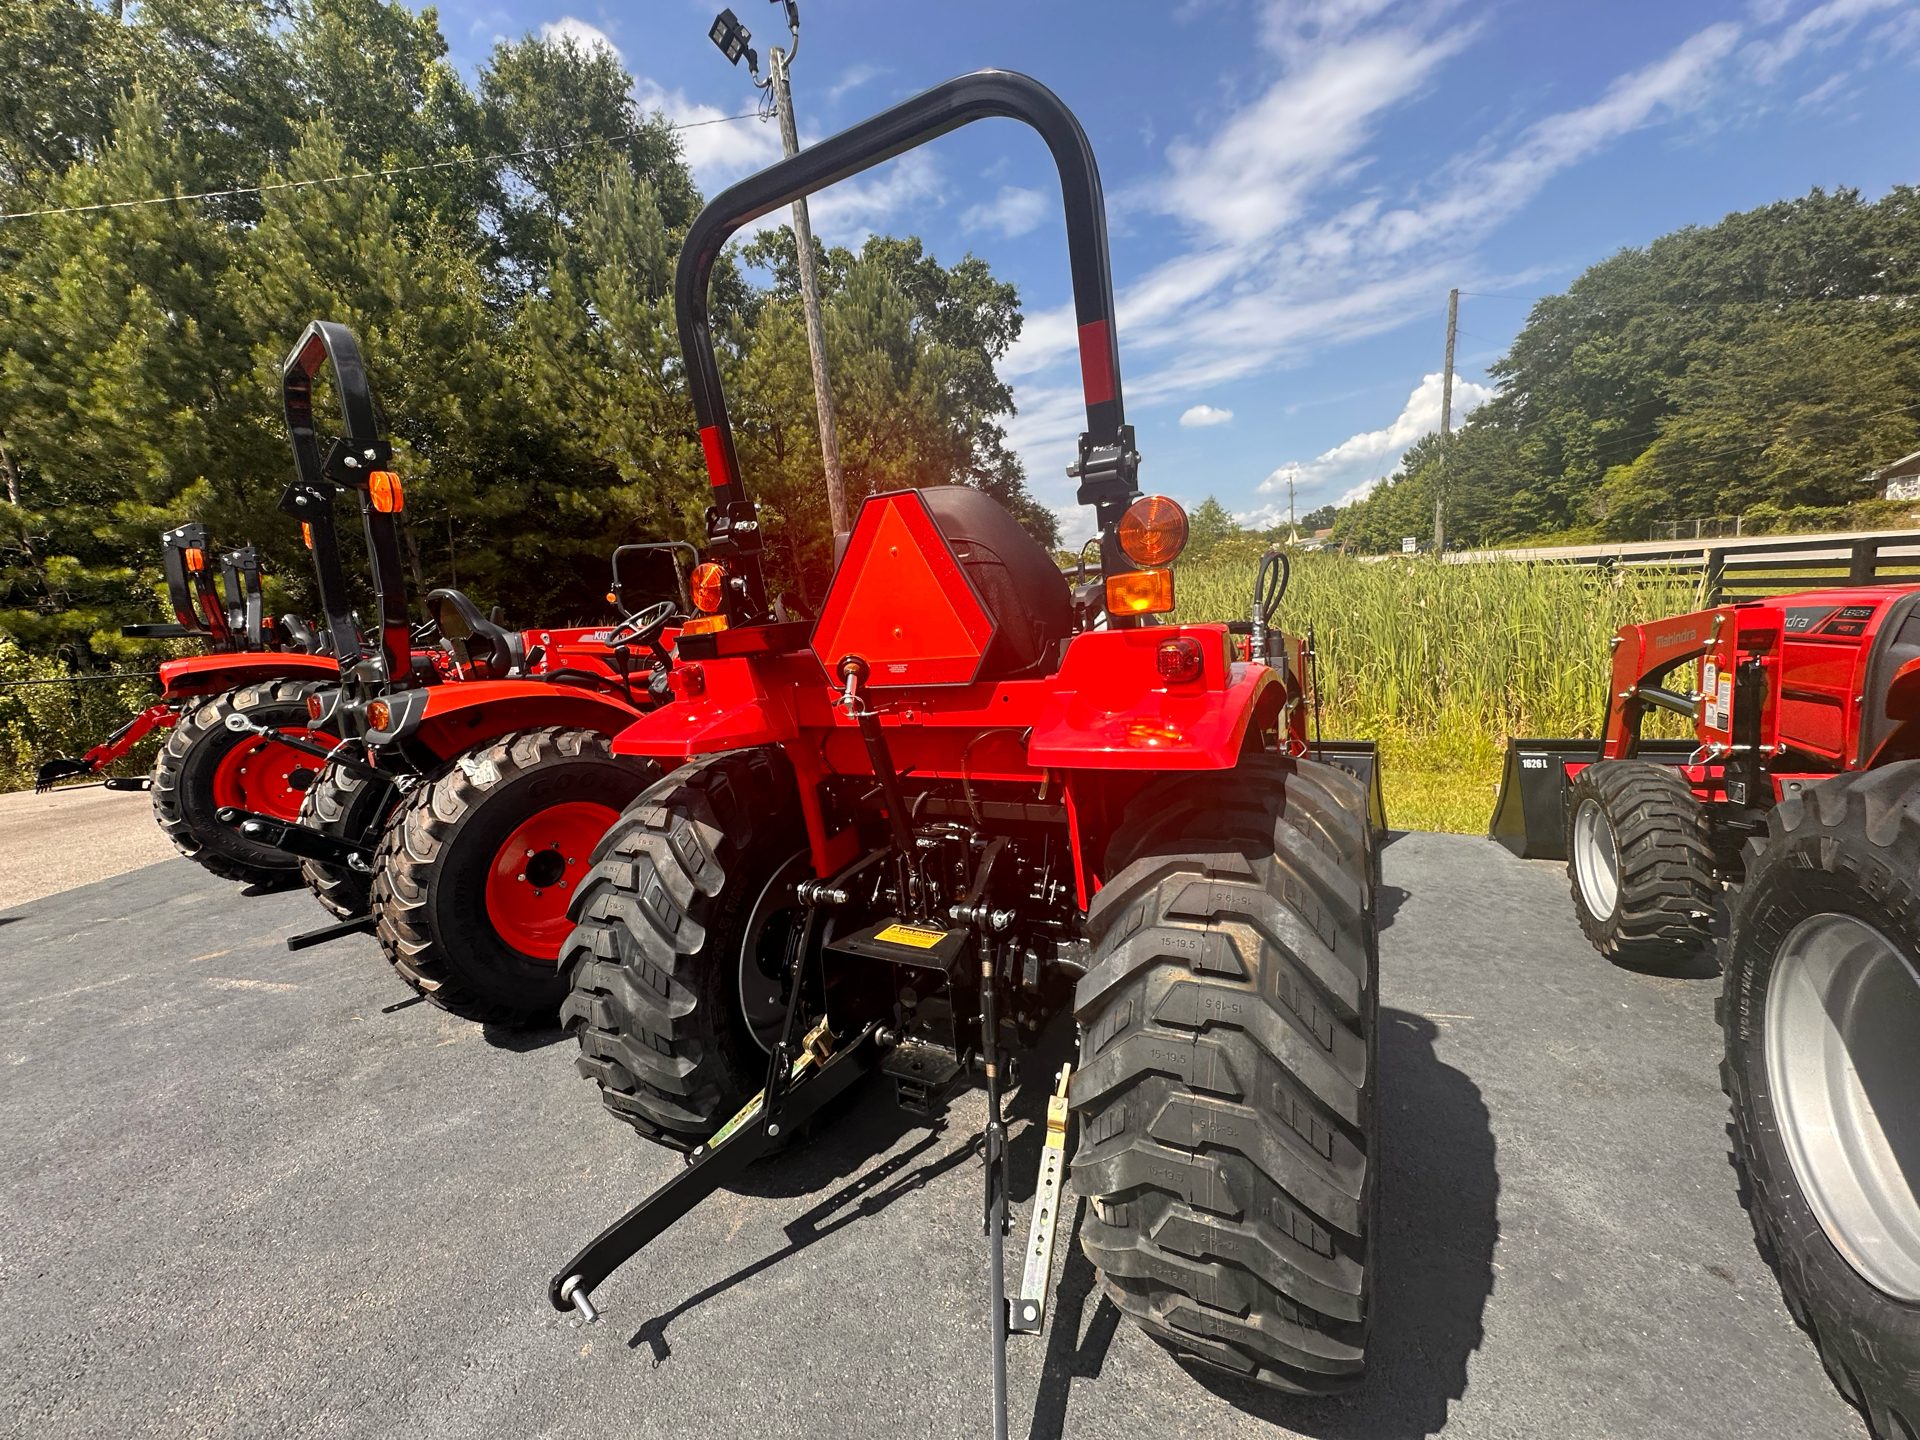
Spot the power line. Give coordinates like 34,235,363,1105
0,111,762,223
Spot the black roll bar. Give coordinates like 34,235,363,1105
674,70,1135,614
279,321,412,690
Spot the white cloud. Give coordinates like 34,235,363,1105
962,186,1049,239
1260,370,1496,505
539,16,619,56
630,78,784,191
806,151,945,245
829,64,887,102
1179,405,1234,427
1744,0,1905,83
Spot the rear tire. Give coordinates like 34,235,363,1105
1723,765,1920,1440
151,681,332,887
370,728,657,1028
1565,759,1717,966
559,747,807,1150
1071,755,1378,1393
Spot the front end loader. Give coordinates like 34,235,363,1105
1491,583,1920,1437
548,70,1384,1433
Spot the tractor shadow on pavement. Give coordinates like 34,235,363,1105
1148,1009,1499,1440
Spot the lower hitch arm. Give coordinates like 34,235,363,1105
215,809,375,869
548,1021,881,1321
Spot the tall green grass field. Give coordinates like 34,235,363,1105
1176,550,1699,833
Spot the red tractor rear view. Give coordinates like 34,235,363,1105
547,71,1386,1432
1492,585,1920,1437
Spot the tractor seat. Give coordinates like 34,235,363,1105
919,486,1071,681
426,588,524,680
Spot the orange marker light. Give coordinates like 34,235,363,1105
690,562,726,615
305,694,324,721
301,523,314,550
369,471,404,513
1105,568,1176,616
681,614,729,635
606,591,618,606
366,700,392,731
184,547,206,572
1117,495,1188,568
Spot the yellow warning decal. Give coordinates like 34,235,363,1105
874,923,949,950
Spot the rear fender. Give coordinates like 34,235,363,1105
1028,625,1273,770
159,652,340,702
375,680,643,760
609,651,816,759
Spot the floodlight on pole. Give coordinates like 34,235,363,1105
708,9,758,74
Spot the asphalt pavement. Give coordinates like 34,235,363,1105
0,831,1866,1439
0,782,176,908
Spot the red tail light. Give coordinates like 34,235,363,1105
1156,637,1204,684
305,695,324,721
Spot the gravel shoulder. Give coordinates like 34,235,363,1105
0,832,1866,1439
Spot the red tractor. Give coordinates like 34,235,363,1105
546,71,1385,1430
33,520,346,891
1491,585,1920,1437
220,322,677,1028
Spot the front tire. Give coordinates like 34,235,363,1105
370,728,657,1028
559,747,808,1150
1723,765,1920,1440
151,681,333,887
1070,754,1378,1394
1565,759,1717,966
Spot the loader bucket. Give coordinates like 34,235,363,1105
1488,738,1696,860
1314,739,1389,835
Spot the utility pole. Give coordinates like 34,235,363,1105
1288,473,1296,535
1434,286,1457,555
710,3,848,537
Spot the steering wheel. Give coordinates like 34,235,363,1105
605,599,676,650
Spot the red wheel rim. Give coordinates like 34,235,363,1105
210,726,327,821
483,801,620,960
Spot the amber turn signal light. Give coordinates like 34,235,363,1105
301,522,314,550
606,591,618,606
690,561,726,615
1117,495,1188,568
366,700,391,731
369,471,404,513
1105,568,1176,616
681,614,729,635
184,547,206,572
1156,637,1204,683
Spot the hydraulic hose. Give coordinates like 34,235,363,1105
1250,547,1290,665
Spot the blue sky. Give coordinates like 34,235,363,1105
429,0,1920,541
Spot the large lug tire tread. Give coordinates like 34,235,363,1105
370,728,657,1029
1566,759,1717,965
559,747,805,1151
298,764,394,919
1071,755,1378,1394
151,680,331,887
1721,764,1920,1440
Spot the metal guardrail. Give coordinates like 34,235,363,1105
1434,529,1920,604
